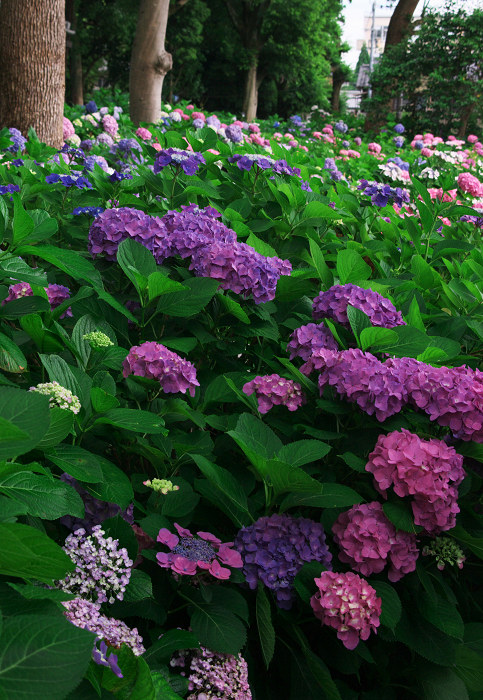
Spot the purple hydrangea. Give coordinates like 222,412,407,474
225,124,243,143
334,120,348,134
0,184,20,195
206,115,221,130
394,123,405,134
85,100,98,114
287,322,339,362
123,341,199,397
72,206,104,217
56,525,132,604
271,159,301,176
170,646,252,699
460,214,483,228
242,374,305,413
192,118,205,129
79,139,94,152
63,598,145,656
358,179,410,208
394,136,405,149
96,132,114,148
234,513,332,609
84,154,109,172
153,148,205,176
3,282,72,318
324,157,343,181
60,473,134,533
229,153,275,171
312,284,405,329
102,114,118,138
45,172,92,189
88,207,167,260
6,127,27,153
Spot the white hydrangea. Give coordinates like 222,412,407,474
29,381,81,414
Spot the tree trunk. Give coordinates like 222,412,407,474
70,1,84,105
384,0,420,50
0,0,65,147
243,57,259,121
458,103,474,139
129,0,172,125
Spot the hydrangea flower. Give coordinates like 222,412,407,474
457,172,483,197
92,639,123,678
84,154,109,172
79,138,94,152
334,120,348,133
366,429,465,534
82,331,114,349
96,132,114,148
102,114,118,138
393,136,405,148
287,323,339,362
394,123,405,134
332,502,419,581
123,341,199,397
0,184,20,195
225,124,243,143
85,100,98,114
56,525,132,603
310,571,381,650
72,206,104,217
143,478,179,494
63,598,145,656
45,172,92,189
60,473,134,533
63,117,75,141
422,536,465,571
242,374,305,413
29,381,81,414
234,514,332,609
135,126,152,140
4,281,72,317
88,207,166,260
312,284,405,329
6,127,27,153
156,523,242,579
228,153,275,171
153,148,205,176
358,180,410,207
170,646,252,699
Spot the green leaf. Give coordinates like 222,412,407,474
309,239,333,287
0,332,28,373
48,444,103,483
0,522,74,582
411,255,440,289
395,612,456,666
101,646,155,700
418,593,464,639
156,277,219,317
454,644,483,692
371,581,401,629
117,238,156,293
0,614,94,700
336,249,371,284
190,604,246,655
379,325,431,358
407,297,426,332
279,484,362,511
0,471,83,519
94,408,166,433
36,407,74,448
346,305,372,342
339,452,367,472
277,439,331,467
39,354,82,400
0,295,50,319
7,584,75,602
17,245,102,287
293,560,327,604
246,232,278,257
123,569,153,603
450,525,483,560
256,584,275,668
90,387,120,413
86,455,133,509
360,326,398,351
228,413,282,464
418,665,469,700
0,388,50,459
217,293,250,324
143,629,199,664
190,454,251,521
12,192,34,244
383,501,421,534
147,272,187,302
0,257,47,286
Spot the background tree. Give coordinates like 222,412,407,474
0,0,65,147
353,42,370,86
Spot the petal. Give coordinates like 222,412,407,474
217,546,243,568
171,556,198,575
156,552,172,567
197,560,211,569
209,559,231,579
174,523,192,538
157,529,179,549
197,531,221,545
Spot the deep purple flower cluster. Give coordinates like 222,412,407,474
123,341,199,397
60,473,134,533
79,138,94,151
366,429,465,534
153,148,205,176
72,206,104,217
287,323,339,362
357,179,410,207
170,646,252,699
3,282,72,317
84,154,109,172
56,525,132,603
109,170,133,183
242,374,305,414
234,513,332,609
312,284,405,329
0,184,20,195
460,214,483,228
7,127,27,153
229,153,276,171
63,598,145,656
88,207,166,260
225,124,243,143
85,100,97,114
115,138,143,157
45,172,92,189
332,502,419,581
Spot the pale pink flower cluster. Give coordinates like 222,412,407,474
135,126,152,140
102,114,119,138
457,172,483,197
243,374,305,414
310,571,381,650
63,117,75,141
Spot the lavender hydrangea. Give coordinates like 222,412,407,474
153,148,205,176
394,123,405,134
170,646,252,699
6,127,27,153
242,374,305,413
234,513,332,609
334,120,348,134
312,284,405,329
56,525,132,603
123,341,199,397
60,473,134,533
287,322,339,362
63,598,145,656
225,124,243,143
357,180,410,208
228,153,301,177
324,157,343,181
96,132,114,148
88,207,167,260
393,136,405,149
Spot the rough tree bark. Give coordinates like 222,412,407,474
330,66,345,113
129,0,173,125
0,0,65,147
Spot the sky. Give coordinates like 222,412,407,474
342,0,483,67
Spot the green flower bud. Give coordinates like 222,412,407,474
82,331,114,349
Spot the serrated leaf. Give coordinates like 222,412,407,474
0,522,74,582
256,584,275,668
383,501,421,534
279,483,361,511
143,630,199,664
0,388,50,458
12,192,34,244
123,569,153,603
395,612,456,665
0,332,28,373
190,454,251,522
86,455,133,509
0,471,83,519
36,407,74,448
419,593,464,639
190,605,246,655
48,445,103,483
337,249,371,284
277,439,331,467
346,305,372,342
419,665,469,700
156,277,219,317
94,408,166,433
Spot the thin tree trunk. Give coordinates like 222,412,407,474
458,103,474,139
384,0,420,49
129,0,172,125
243,57,259,121
0,0,65,147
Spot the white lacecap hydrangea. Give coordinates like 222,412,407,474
29,380,81,414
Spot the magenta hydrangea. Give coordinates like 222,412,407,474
310,571,381,650
3,281,72,317
234,514,332,609
123,341,199,397
366,429,465,534
287,322,339,362
170,646,252,699
88,207,167,260
312,284,405,329
332,502,419,582
156,522,243,580
457,172,483,197
242,374,305,413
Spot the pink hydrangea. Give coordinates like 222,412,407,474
368,142,381,154
123,341,199,397
310,571,381,650
332,502,419,582
457,172,483,197
243,374,305,413
170,646,252,699
467,134,478,144
156,523,243,579
102,114,119,138
248,123,260,133
63,117,75,141
366,429,465,534
135,127,152,140
191,111,205,121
